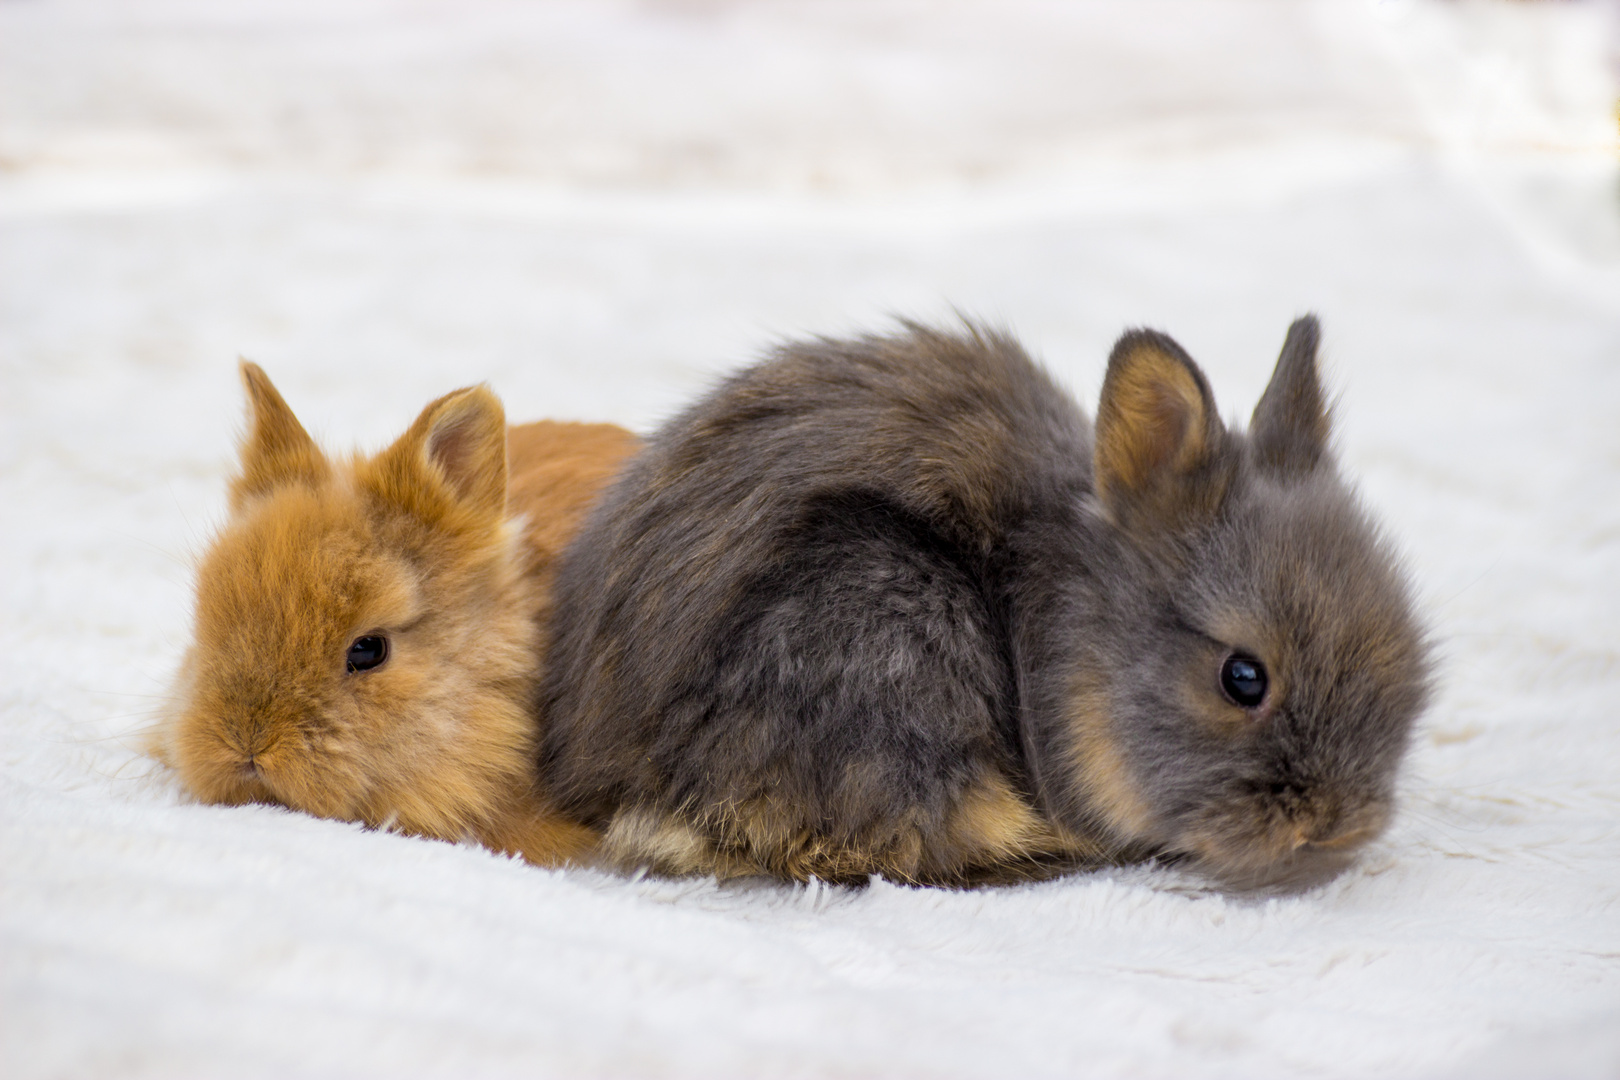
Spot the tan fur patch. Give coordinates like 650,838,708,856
1064,674,1157,842
609,771,1103,887
940,775,1059,862
1095,341,1210,504
603,807,718,875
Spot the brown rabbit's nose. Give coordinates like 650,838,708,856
224,725,275,777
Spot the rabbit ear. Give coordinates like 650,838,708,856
231,362,329,509
1250,315,1330,476
1094,329,1225,526
374,385,508,524
422,387,508,517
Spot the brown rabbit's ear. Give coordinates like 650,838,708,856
1094,329,1226,528
231,362,329,510
375,385,508,523
1249,315,1330,476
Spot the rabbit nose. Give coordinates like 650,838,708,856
1300,813,1380,851
1283,813,1353,852
225,723,273,769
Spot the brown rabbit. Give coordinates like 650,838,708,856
149,363,638,866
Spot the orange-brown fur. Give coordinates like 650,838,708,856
150,365,637,866
507,420,642,591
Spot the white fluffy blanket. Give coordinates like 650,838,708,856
3,2,1618,1076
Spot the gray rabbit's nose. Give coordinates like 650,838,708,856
1298,806,1387,852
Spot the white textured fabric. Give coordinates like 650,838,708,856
3,2,1618,1077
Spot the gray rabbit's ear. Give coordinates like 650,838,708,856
231,361,329,510
1249,315,1330,476
1095,329,1226,527
373,385,508,525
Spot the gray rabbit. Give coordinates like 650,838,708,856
539,316,1431,888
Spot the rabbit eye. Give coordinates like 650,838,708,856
346,635,389,673
1220,654,1267,708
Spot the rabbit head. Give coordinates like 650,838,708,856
1059,317,1432,889
151,364,541,843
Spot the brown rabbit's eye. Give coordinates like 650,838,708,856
346,635,389,673
1220,654,1267,708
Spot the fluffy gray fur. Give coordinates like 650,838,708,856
539,316,1432,888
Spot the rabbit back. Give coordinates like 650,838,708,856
540,325,1099,883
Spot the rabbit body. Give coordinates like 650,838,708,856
151,366,637,866
540,318,1431,887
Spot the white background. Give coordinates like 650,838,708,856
2,2,1618,1076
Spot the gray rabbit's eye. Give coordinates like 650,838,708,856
346,635,389,673
1220,655,1266,708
